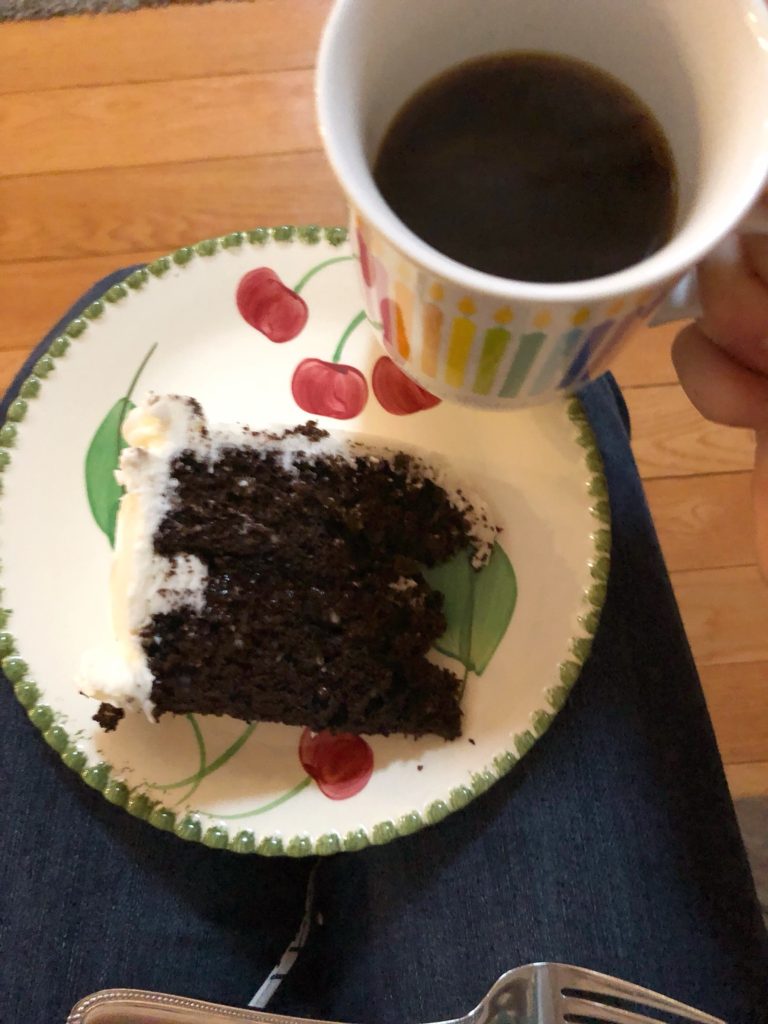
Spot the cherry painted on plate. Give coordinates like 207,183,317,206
291,358,369,419
299,728,374,799
237,268,308,342
371,356,441,415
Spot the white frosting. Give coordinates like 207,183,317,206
78,395,499,718
79,396,210,716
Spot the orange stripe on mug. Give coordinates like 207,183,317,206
421,303,443,377
394,281,413,359
445,316,476,388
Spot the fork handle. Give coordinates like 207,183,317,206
67,988,347,1024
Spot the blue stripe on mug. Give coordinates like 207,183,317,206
531,327,583,394
560,320,614,389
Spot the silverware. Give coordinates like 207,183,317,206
452,962,724,1024
67,963,725,1024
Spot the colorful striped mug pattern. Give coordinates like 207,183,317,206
353,215,670,408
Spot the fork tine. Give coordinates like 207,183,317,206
553,964,724,1024
561,996,709,1024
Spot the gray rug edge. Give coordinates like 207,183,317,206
0,0,227,22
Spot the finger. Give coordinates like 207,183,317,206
741,231,768,285
697,235,768,375
754,430,768,581
741,192,768,236
672,323,768,430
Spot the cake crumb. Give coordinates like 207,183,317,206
93,702,125,732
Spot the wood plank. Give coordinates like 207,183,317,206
0,349,33,397
0,0,331,94
0,152,347,262
726,761,768,799
0,251,159,356
610,320,680,388
671,565,768,668
625,383,755,479
645,471,754,572
700,662,768,765
0,70,318,178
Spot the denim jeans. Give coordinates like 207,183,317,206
2,271,766,1024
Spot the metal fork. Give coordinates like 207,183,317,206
68,963,725,1024
452,962,725,1024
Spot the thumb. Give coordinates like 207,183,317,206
754,430,768,580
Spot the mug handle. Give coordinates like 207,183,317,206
652,204,768,326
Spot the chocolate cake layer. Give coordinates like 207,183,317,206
141,425,473,739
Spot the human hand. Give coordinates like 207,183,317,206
672,212,768,577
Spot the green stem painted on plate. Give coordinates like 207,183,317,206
124,342,158,410
459,663,471,701
188,713,207,768
292,255,356,295
332,309,366,363
115,342,158,454
171,714,208,807
149,723,257,791
196,777,312,819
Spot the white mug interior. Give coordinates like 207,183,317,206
317,0,768,303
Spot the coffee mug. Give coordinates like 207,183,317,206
316,0,768,408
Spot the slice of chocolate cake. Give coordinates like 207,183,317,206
80,395,498,740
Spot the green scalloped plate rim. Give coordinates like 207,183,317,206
0,224,611,856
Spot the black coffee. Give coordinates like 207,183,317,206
373,53,677,283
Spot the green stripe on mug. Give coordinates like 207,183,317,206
499,331,547,398
473,326,511,395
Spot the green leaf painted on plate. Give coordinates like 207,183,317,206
470,542,518,674
84,396,134,547
424,548,474,668
84,343,157,547
424,542,516,677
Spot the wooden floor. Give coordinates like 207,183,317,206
2,1,767,799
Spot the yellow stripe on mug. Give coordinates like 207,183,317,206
445,314,476,388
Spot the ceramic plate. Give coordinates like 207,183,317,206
0,227,610,856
